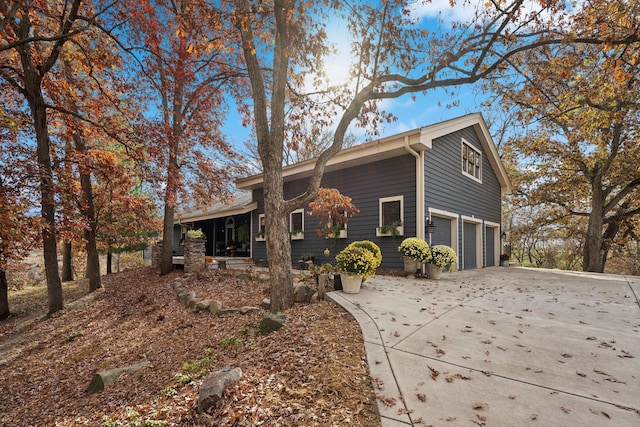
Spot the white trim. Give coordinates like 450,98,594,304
377,196,404,236
404,135,424,240
428,208,459,269
461,138,482,183
484,221,501,267
289,208,305,240
175,201,258,223
256,214,266,241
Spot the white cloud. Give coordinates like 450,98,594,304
408,0,486,23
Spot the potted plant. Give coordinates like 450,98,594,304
348,240,382,270
335,240,381,293
298,252,315,270
427,245,458,279
376,220,403,237
398,237,431,275
308,188,359,240
500,253,510,267
186,228,205,239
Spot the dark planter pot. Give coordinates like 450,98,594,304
333,274,342,291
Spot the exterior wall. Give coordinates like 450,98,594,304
249,124,504,272
425,126,502,269
251,155,417,270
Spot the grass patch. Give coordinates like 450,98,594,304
7,279,88,318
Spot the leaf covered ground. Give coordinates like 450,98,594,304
0,266,380,426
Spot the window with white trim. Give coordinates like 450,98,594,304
377,196,404,236
289,209,304,239
256,214,266,240
462,139,482,182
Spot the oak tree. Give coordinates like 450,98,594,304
1,0,89,313
111,0,237,275
490,0,640,272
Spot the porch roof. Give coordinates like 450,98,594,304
174,192,256,224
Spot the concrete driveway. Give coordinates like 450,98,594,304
327,267,640,426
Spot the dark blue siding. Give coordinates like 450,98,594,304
250,124,504,272
425,126,502,269
251,155,417,270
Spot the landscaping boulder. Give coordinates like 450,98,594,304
294,284,316,303
260,298,271,309
198,367,242,412
240,306,259,315
259,313,286,335
208,300,222,315
195,299,211,312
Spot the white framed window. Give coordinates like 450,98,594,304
462,139,482,182
376,196,404,237
256,214,266,241
289,209,304,240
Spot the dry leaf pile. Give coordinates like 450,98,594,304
0,267,380,426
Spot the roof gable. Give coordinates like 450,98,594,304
235,113,511,194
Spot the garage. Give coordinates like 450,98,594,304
463,221,478,269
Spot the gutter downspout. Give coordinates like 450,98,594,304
404,136,425,241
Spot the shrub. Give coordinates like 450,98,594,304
397,237,431,262
346,240,382,269
335,245,378,279
429,245,458,272
186,228,205,239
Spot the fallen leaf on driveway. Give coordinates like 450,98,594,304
428,366,439,381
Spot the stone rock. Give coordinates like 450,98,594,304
180,291,196,304
198,367,242,412
186,296,199,309
294,284,316,303
234,272,252,281
195,299,211,312
208,300,222,315
259,314,286,335
310,292,318,304
239,306,259,315
260,298,271,309
258,274,270,282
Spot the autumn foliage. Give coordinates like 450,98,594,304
307,188,359,238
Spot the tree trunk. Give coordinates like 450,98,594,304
106,252,113,275
61,241,74,282
30,89,63,314
160,131,180,276
64,61,101,291
79,168,101,290
0,270,9,320
14,0,82,315
583,189,605,273
160,202,175,275
264,185,294,312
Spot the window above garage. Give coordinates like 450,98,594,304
462,139,482,183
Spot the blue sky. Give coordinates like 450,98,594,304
222,1,495,151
